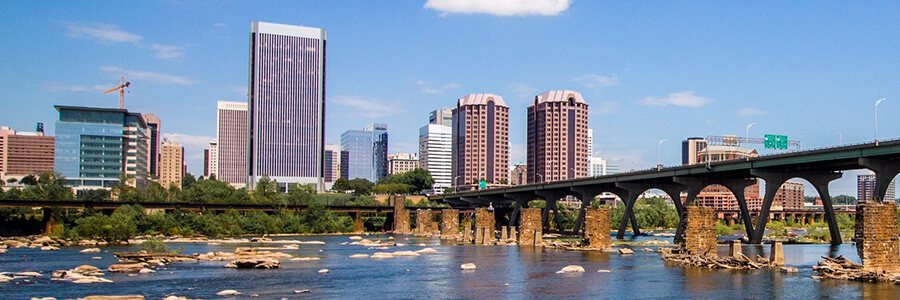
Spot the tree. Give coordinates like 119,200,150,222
112,174,142,201
379,168,434,193
252,176,280,204
181,173,197,190
333,178,374,195
374,183,412,195
19,175,38,186
20,172,73,200
77,189,110,201
143,181,169,202
285,183,315,205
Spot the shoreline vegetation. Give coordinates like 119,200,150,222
0,172,891,245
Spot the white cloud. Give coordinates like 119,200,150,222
640,91,713,108
574,74,620,89
161,133,212,150
416,80,461,95
737,107,766,117
100,66,196,85
590,101,619,115
332,96,404,118
150,44,185,59
425,0,571,16
63,22,142,44
509,83,538,100
43,83,107,93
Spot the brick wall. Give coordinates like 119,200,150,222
683,206,717,256
441,209,459,239
854,202,900,272
519,208,542,246
584,207,611,249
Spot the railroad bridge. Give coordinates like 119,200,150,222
430,140,900,245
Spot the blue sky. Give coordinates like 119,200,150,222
1,1,899,196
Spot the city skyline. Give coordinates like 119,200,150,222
2,2,900,196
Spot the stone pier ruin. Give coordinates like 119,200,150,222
584,207,611,249
392,197,411,235
854,202,900,272
441,209,459,240
682,206,717,257
518,208,542,246
475,208,495,244
415,209,435,237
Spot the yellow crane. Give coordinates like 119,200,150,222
103,76,131,109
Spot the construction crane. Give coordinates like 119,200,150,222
103,76,131,109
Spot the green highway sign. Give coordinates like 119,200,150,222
479,180,487,190
764,134,789,150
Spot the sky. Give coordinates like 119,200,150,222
1,0,899,197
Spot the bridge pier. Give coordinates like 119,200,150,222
415,209,435,237
351,212,364,233
475,208,495,244
750,170,842,244
42,207,57,236
534,190,568,232
859,158,900,202
392,196,411,235
571,186,605,235
518,208,542,246
855,202,900,272
584,207,611,249
682,206,717,256
612,184,644,239
504,192,534,227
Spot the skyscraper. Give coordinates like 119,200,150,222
248,21,326,190
419,109,453,192
144,114,161,178
858,174,896,202
527,90,589,183
323,144,341,184
205,139,218,179
54,106,148,189
368,123,389,182
159,140,184,188
388,153,419,175
216,101,248,188
452,93,509,187
0,126,55,181
340,124,387,183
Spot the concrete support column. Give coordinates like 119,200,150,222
504,193,532,227
859,158,900,203
730,240,742,257
612,184,643,239
441,209,460,240
534,190,568,232
749,170,790,244
854,202,900,272
770,241,784,266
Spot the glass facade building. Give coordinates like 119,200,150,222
54,106,148,189
341,129,374,182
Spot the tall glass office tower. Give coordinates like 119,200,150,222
248,21,326,190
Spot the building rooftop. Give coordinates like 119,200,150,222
535,90,586,104
457,93,507,107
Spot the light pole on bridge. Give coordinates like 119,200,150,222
875,98,886,146
657,139,668,168
745,122,757,146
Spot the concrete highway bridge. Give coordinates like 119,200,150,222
430,139,900,245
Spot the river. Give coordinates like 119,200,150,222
1,234,898,299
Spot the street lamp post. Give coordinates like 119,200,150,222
657,139,668,167
875,98,886,146
745,123,757,145
832,127,842,145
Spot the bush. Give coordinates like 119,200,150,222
142,237,169,253
716,221,735,236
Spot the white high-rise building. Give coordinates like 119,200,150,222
588,156,607,177
206,139,218,179
419,109,453,193
587,128,594,157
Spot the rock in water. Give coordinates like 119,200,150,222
80,248,101,253
108,263,147,273
781,267,798,273
73,265,105,276
460,263,476,270
80,296,143,300
597,269,612,273
317,269,329,274
294,290,311,294
618,248,634,255
40,246,59,251
349,254,369,258
216,290,241,296
416,248,438,254
225,258,281,269
556,265,585,273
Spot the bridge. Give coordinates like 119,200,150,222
430,139,900,245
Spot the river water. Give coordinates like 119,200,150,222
1,234,898,299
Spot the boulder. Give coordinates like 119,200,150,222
72,277,113,284
14,271,43,277
597,269,612,273
556,265,585,273
40,246,60,251
415,248,438,254
80,248,101,253
0,248,6,254
618,248,634,255
138,268,155,274
289,257,320,261
460,263,477,270
0,274,12,282
370,252,394,259
391,251,420,257
349,254,369,258
781,267,799,273
225,258,281,269
216,290,241,296
73,265,105,276
349,236,363,240
317,269,329,274
30,297,57,300
107,263,147,273
294,290,310,294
